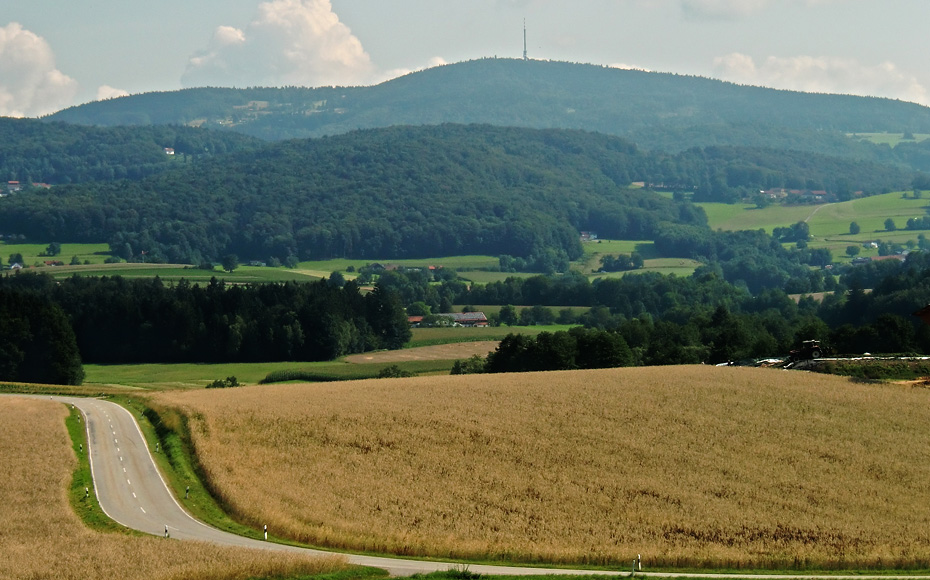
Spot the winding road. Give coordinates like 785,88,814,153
17,395,930,579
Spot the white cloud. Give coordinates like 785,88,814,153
0,22,78,117
714,52,929,106
609,63,652,72
376,56,449,84
96,85,129,101
182,0,374,88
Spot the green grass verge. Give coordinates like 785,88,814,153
65,405,134,533
120,395,280,542
284,569,389,580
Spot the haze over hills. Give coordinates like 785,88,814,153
47,59,930,170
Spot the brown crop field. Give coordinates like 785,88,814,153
0,397,349,580
151,366,930,570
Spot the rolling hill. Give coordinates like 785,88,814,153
48,59,930,169
0,124,911,265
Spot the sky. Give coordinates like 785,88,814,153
2,0,929,118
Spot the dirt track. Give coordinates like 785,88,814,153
344,341,500,363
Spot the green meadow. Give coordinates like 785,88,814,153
700,191,929,238
8,262,324,283
83,358,456,389
1,241,111,266
849,132,930,147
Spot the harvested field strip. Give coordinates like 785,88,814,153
0,397,350,580
154,366,930,569
344,341,499,363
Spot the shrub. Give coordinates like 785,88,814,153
206,376,240,389
377,365,414,378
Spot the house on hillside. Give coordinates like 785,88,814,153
407,312,489,328
164,147,175,155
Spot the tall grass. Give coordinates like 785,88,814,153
0,397,352,580
154,366,930,569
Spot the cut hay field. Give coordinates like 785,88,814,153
151,366,930,570
0,397,351,580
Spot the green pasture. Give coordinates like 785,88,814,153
298,255,499,273
848,132,930,147
9,262,324,283
589,258,703,280
1,241,111,265
83,359,456,389
701,191,930,240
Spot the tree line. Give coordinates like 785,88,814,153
0,274,411,376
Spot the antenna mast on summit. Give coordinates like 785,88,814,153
523,19,528,61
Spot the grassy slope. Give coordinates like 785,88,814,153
150,365,930,569
700,191,930,261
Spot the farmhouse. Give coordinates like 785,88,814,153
408,312,489,328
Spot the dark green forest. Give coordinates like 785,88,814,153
0,274,410,371
0,118,260,185
0,124,912,265
49,59,930,172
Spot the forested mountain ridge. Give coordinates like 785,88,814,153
0,117,262,185
47,59,930,169
0,124,913,266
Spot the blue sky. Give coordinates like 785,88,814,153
2,0,928,117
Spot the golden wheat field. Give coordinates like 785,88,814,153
152,366,930,569
0,397,349,580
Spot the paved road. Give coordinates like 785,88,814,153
16,395,930,579
26,395,629,577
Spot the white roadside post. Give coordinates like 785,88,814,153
264,524,268,541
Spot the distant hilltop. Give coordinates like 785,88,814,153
48,58,930,155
